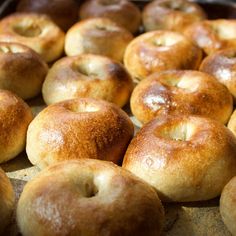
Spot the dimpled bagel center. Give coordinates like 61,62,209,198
159,121,196,141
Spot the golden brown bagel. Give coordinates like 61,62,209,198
184,19,236,55
42,54,133,107
130,70,233,124
220,176,236,236
0,168,15,235
79,0,141,33
0,42,48,100
123,115,236,202
17,159,164,236
0,13,65,62
0,90,33,163
124,31,202,81
16,0,79,31
65,17,133,62
26,98,134,169
142,0,206,32
200,48,236,101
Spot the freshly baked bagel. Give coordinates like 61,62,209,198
200,48,236,101
142,0,206,32
123,115,236,202
0,42,48,100
42,54,133,107
79,0,141,33
26,98,134,169
184,19,236,55
0,90,33,163
220,176,236,236
17,159,164,236
130,70,233,124
16,0,79,31
65,17,133,62
124,31,202,81
0,168,15,235
0,13,65,62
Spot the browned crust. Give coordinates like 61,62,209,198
17,159,164,236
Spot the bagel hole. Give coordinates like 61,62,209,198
211,24,236,40
95,25,108,31
99,0,119,6
153,36,182,47
84,182,98,198
159,122,195,141
76,64,99,78
68,103,100,113
13,23,41,37
161,1,187,12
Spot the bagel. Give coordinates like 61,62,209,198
65,17,133,62
0,90,33,163
42,54,133,107
142,0,206,32
184,19,236,55
124,31,202,81
17,159,164,236
0,42,48,100
0,13,65,62
26,98,134,169
130,70,233,124
79,0,141,33
123,115,236,202
200,48,236,101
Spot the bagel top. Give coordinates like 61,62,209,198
79,0,141,33
16,0,79,31
124,30,202,80
184,19,236,55
123,115,236,202
64,17,133,61
17,159,164,236
26,98,134,169
130,70,233,124
142,0,206,32
0,13,65,62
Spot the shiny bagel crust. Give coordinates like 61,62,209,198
123,115,236,202
26,98,134,169
65,17,133,62
124,31,202,81
16,0,79,31
42,54,133,107
0,90,33,163
0,13,65,62
130,70,233,124
0,168,15,234
220,176,236,236
17,159,164,236
79,0,141,33
184,19,236,55
142,0,206,32
200,48,236,101
0,42,48,99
